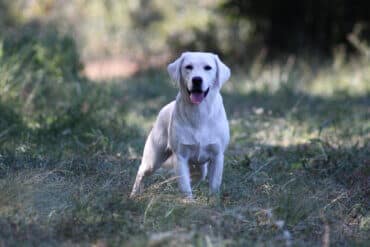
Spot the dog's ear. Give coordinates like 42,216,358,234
167,53,185,84
214,54,231,87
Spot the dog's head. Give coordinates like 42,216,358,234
167,52,230,105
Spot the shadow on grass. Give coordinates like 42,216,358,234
112,69,177,118
223,86,369,122
0,66,369,245
0,102,25,139
1,66,368,187
100,68,369,132
0,217,59,246
221,140,369,245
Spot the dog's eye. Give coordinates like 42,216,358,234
204,65,212,71
185,65,193,70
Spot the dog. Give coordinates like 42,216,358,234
130,52,231,198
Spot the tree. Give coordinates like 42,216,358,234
221,0,370,53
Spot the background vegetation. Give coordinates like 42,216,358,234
0,0,369,246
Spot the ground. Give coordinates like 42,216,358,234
0,55,369,246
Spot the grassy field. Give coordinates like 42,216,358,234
0,33,369,246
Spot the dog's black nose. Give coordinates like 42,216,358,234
192,76,203,86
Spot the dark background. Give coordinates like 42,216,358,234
221,0,370,54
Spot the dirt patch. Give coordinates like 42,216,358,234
83,54,169,80
83,58,139,80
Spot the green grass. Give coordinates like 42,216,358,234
0,35,369,246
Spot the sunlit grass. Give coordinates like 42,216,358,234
308,60,370,96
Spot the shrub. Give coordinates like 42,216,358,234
0,22,89,132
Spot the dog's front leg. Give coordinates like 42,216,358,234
176,156,192,198
208,154,224,194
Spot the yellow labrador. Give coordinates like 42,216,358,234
130,52,231,198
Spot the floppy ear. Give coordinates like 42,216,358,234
167,53,185,84
214,54,231,87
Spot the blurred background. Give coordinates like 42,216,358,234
1,0,370,78
0,1,369,245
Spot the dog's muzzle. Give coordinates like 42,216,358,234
187,87,209,105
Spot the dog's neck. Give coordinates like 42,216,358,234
176,86,222,127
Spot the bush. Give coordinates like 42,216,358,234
0,22,132,156
0,22,91,133
1,22,82,79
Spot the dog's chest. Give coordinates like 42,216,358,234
178,142,220,164
169,102,228,163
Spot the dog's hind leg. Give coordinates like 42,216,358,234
130,132,171,198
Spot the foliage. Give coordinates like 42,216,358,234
2,0,243,62
0,23,96,134
0,24,135,162
221,0,370,53
2,23,82,78
4,0,370,63
0,0,370,75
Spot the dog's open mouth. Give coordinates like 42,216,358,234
187,88,209,105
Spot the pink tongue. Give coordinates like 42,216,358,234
190,92,204,104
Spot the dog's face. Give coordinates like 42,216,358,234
168,52,230,105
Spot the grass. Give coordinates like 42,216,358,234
0,34,369,246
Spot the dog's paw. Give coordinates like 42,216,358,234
181,196,196,204
129,191,138,199
130,183,144,199
178,191,195,203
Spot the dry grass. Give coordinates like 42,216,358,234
0,51,369,246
